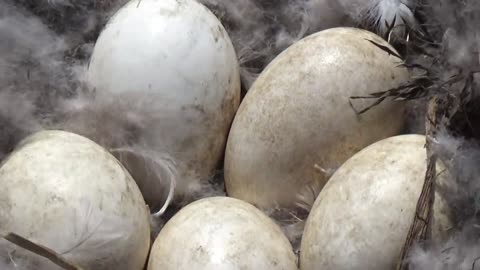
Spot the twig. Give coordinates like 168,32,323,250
1,231,83,270
396,96,444,270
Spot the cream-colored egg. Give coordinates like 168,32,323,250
300,134,452,270
0,130,150,270
148,197,298,270
87,0,241,203
225,27,408,210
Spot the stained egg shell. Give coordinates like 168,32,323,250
0,130,150,270
300,134,452,270
224,27,408,210
87,0,241,203
147,197,298,270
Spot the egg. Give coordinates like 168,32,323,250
224,27,408,210
0,130,150,270
147,197,298,270
300,134,452,270
87,0,241,203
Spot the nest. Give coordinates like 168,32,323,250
2,0,480,269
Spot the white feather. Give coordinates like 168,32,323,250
366,0,417,36
0,198,138,270
324,0,418,37
57,89,181,216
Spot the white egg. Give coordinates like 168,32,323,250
87,0,241,202
300,134,452,270
0,130,150,270
224,27,408,210
147,197,298,270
